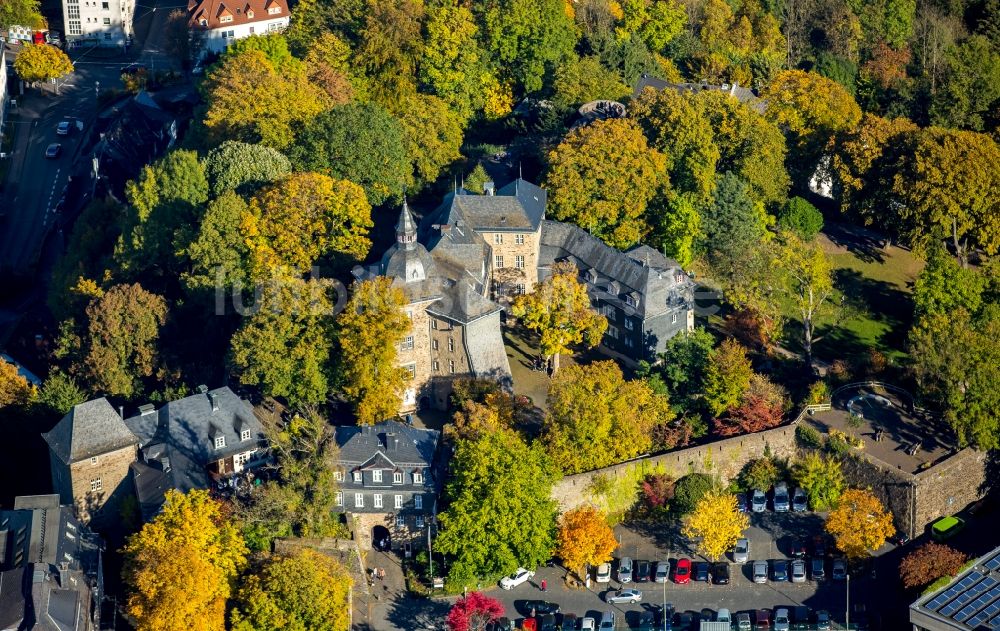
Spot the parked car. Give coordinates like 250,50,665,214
488,618,514,631
539,614,557,631
635,559,651,582
773,482,790,512
636,611,655,631
500,567,534,589
755,609,771,630
792,487,808,512
737,492,749,513
654,561,670,583
673,558,691,584
617,556,633,583
812,536,827,558
931,515,966,542
595,563,612,583
522,618,538,631
774,608,790,631
752,489,767,512
560,614,577,631
718,609,732,623
772,559,789,582
737,612,753,631
45,143,62,159
599,611,615,631
753,560,768,583
606,589,642,604
734,538,750,564
810,557,826,581
694,561,710,582
792,607,811,630
852,603,870,631
56,120,72,135
658,604,675,631
815,610,831,631
832,558,847,580
712,562,731,585
580,618,596,631
789,539,807,558
791,559,806,583
522,601,560,616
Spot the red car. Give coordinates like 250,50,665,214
672,558,691,584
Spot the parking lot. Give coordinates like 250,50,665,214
490,512,874,629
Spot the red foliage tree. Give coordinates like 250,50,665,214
641,473,676,511
713,394,785,436
446,591,505,631
861,41,912,88
899,543,967,589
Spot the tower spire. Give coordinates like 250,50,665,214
396,198,417,249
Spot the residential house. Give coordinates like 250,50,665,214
632,74,766,113
187,0,289,58
0,495,104,631
909,545,1000,631
334,421,440,551
92,91,177,197
355,178,695,414
62,0,135,48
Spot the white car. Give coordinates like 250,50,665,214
751,489,767,512
791,558,807,583
581,617,596,631
499,567,534,590
595,562,612,583
774,607,791,631
753,560,768,583
774,482,790,512
718,609,732,623
734,538,750,564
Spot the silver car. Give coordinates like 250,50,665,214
654,561,669,583
774,482,790,512
753,560,768,583
606,588,642,604
734,538,750,564
617,556,633,583
791,558,806,583
793,487,808,512
775,608,791,631
599,611,615,631
751,489,767,512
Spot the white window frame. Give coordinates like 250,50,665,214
494,255,504,268
448,337,454,352
374,494,383,508
241,429,252,441
414,495,423,510
432,339,438,350
416,515,425,528
494,233,503,244
449,360,456,374
393,471,403,484
516,283,526,294
413,472,423,484
395,514,405,528
607,325,619,339
515,233,525,245
353,471,363,483
334,470,344,482
401,335,414,350
90,478,102,492
214,436,225,449
90,456,98,465
335,491,343,506
394,494,403,509
433,360,440,372
624,318,634,331
404,363,416,380
373,470,382,483
355,493,364,508
515,255,525,269
672,313,678,324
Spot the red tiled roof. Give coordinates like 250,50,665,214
187,0,287,30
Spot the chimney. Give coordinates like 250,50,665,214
138,403,155,417
484,181,495,195
208,391,219,412
58,561,70,587
197,384,208,394
119,406,125,419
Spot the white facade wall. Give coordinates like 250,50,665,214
0,48,8,142
198,16,288,56
63,0,135,48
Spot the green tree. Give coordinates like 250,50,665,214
229,278,337,405
354,0,424,104
551,55,630,109
618,0,687,53
201,49,331,150
773,232,839,367
419,2,487,120
672,472,719,515
35,371,86,416
202,141,291,197
778,196,824,240
0,0,45,31
435,428,559,587
178,192,251,292
653,193,701,268
395,93,464,188
793,453,846,510
123,489,247,631
740,457,780,492
243,173,373,279
510,262,608,371
700,172,769,266
654,327,715,415
336,277,410,425
913,245,986,320
82,283,168,398
290,103,410,206
221,32,298,69
631,87,720,201
13,43,73,85
544,361,674,473
545,118,667,248
703,338,753,417
931,35,1000,131
464,163,490,195
232,549,351,631
478,0,577,92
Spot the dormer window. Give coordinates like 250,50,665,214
246,9,253,17
240,429,251,441
199,18,207,25
393,471,403,484
353,471,363,483
214,435,225,449
586,268,598,283
267,5,280,13
373,470,382,483
413,471,423,484
608,281,620,295
334,470,344,482
220,13,232,22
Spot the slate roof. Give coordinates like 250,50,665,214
539,220,694,320
336,421,438,468
633,74,766,113
93,92,177,197
43,398,139,465
0,568,26,630
427,179,547,233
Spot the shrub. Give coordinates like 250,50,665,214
739,458,780,492
673,473,718,515
778,197,824,240
900,543,967,590
796,424,823,449
807,381,831,405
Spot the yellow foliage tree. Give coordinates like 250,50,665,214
556,506,618,578
825,488,894,559
0,360,34,408
510,261,607,371
337,277,411,425
13,43,73,84
682,490,749,561
122,489,248,631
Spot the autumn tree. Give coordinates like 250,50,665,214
290,103,410,206
510,262,607,371
556,506,618,578
551,55,630,109
13,43,73,85
436,428,559,587
243,173,373,279
447,388,528,442
353,0,424,104
772,232,840,367
302,33,356,103
336,277,410,425
683,491,750,560
201,49,330,150
899,543,968,590
123,489,247,631
202,141,291,197
478,0,577,93
714,373,788,436
0,360,33,408
178,192,251,293
544,361,673,473
545,119,667,249
81,283,168,398
0,0,45,31
231,550,351,631
825,488,895,558
419,2,488,120
702,339,753,417
395,93,464,188
229,278,337,405
446,592,505,631
793,453,846,510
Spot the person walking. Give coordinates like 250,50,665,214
540,579,547,592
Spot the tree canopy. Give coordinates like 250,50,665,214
683,491,749,560
825,488,895,558
13,44,73,84
556,506,618,577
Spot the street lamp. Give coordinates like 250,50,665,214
846,572,850,630
662,579,667,631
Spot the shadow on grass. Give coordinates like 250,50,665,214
822,220,890,265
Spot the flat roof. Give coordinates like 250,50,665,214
910,547,1000,630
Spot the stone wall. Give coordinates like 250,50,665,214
66,443,138,525
399,301,435,413
482,228,541,290
551,423,799,513
838,451,916,538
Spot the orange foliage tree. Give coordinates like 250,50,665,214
555,506,618,578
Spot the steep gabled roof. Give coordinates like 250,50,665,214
187,0,287,29
336,421,439,467
42,398,139,465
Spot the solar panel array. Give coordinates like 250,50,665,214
920,550,1000,630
